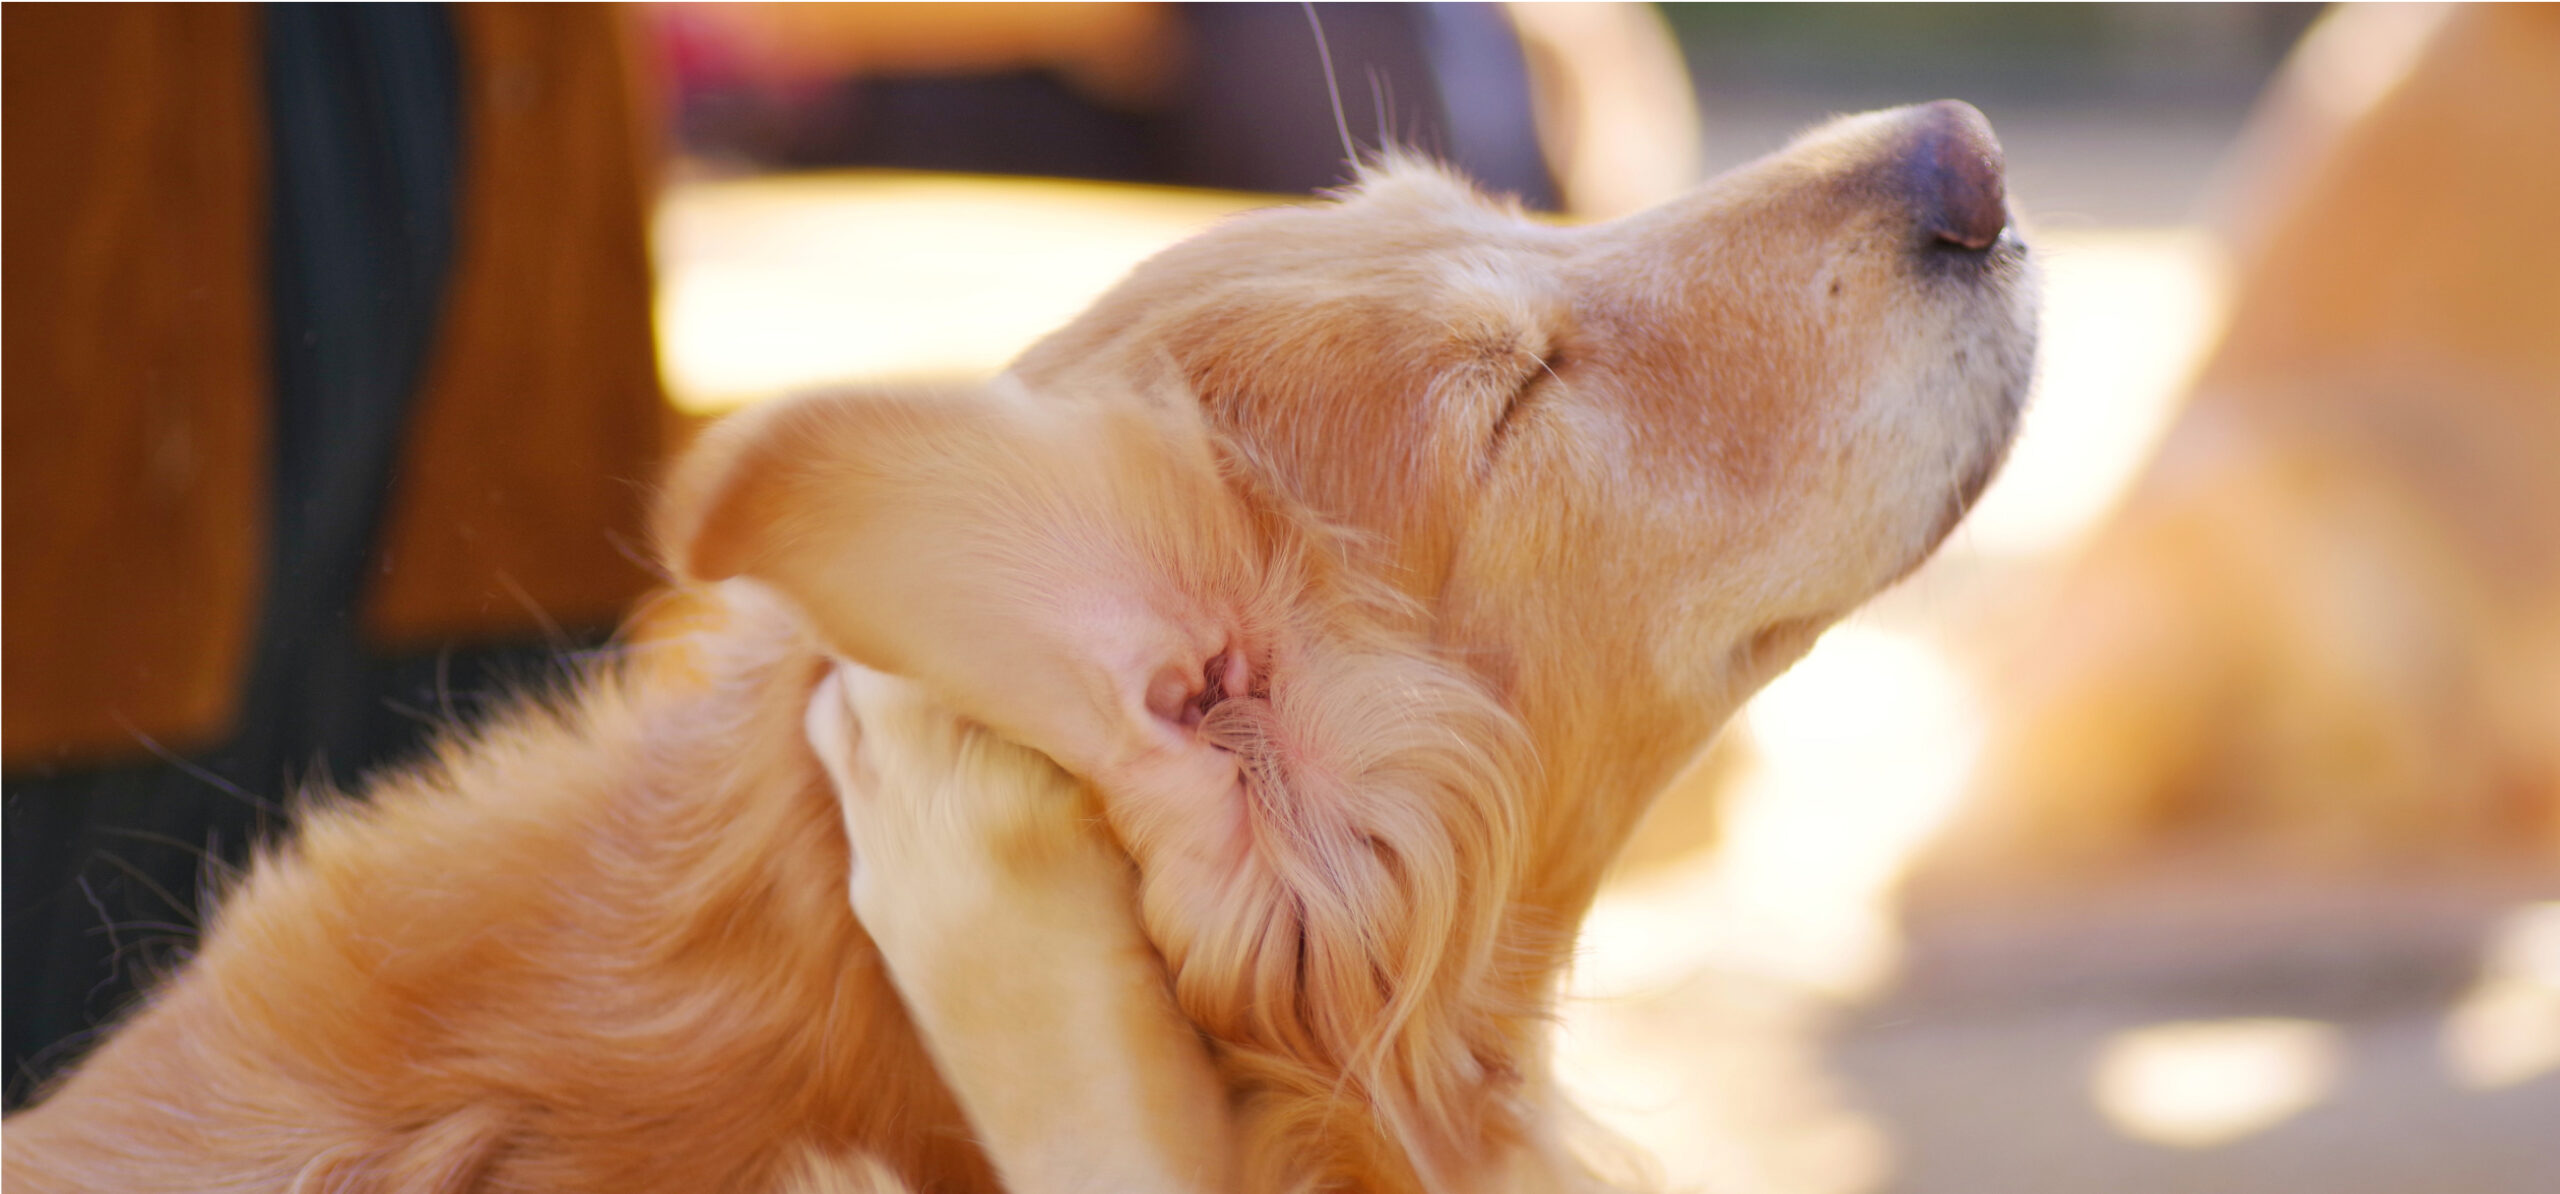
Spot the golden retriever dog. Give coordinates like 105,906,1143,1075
4,99,2035,1193
1929,5,2560,889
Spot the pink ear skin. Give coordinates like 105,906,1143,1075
657,380,1262,868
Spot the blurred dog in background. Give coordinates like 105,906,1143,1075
1930,4,2560,888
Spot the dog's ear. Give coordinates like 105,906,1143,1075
658,380,1255,801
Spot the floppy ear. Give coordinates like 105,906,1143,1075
666,386,1542,1187
658,379,1258,801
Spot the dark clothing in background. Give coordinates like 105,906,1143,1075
2,3,666,1103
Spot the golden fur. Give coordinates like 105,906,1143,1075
6,102,2035,1193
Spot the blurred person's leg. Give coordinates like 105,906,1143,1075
3,2,478,1102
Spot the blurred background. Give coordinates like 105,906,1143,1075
5,5,2554,1191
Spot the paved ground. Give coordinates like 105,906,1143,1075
1559,876,2560,1194
1839,882,2560,1194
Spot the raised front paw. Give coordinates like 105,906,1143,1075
802,661,1133,958
802,662,1236,1194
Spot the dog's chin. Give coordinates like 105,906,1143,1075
1737,615,1834,683
1930,431,2014,549
1908,403,2026,573
1904,251,2040,570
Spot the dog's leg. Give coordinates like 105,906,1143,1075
805,664,1236,1194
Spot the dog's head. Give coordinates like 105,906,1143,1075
1017,101,2035,887
664,101,2035,1189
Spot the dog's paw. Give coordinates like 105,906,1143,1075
804,661,1126,948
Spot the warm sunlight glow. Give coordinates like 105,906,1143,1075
1571,626,1979,1003
1961,227,2225,558
2443,901,2560,1090
1553,983,1893,1194
2092,1018,2342,1148
653,172,1263,413
1557,625,1971,1194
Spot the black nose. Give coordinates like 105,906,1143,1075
1899,100,2007,251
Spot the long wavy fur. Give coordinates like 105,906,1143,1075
1109,457,1542,1194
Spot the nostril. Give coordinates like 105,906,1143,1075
1903,99,2007,251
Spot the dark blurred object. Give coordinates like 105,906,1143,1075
3,3,665,1103
1929,4,2560,890
656,1,1563,210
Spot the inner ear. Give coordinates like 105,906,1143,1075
1154,647,1257,729
654,379,1264,787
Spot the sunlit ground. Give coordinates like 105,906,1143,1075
655,171,2560,1193
2444,902,2560,1092
2091,1018,2342,1149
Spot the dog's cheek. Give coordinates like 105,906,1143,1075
1099,742,1255,886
